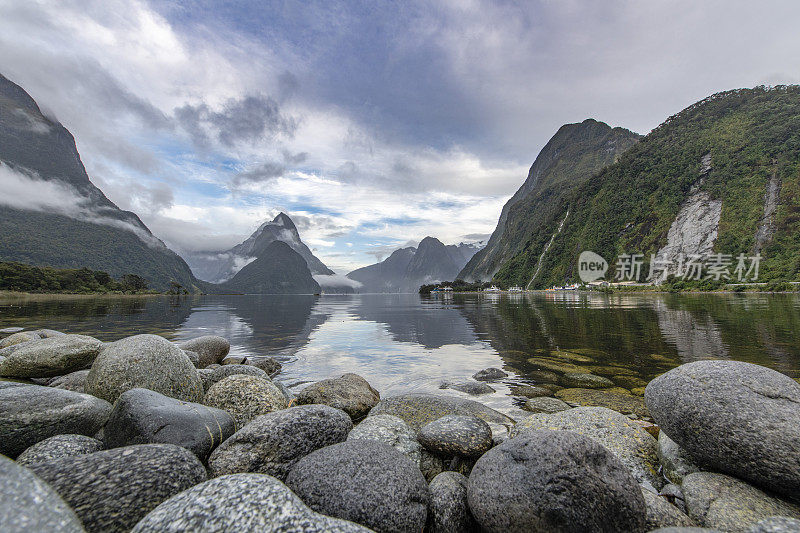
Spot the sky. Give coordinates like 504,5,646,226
1,0,799,273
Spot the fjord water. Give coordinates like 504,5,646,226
2,292,799,417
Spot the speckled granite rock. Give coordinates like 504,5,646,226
0,334,102,378
203,373,288,428
16,434,103,466
248,356,282,376
197,364,268,392
427,471,478,533
47,369,89,393
522,396,570,413
747,517,800,533
179,336,230,368
658,431,702,484
347,414,421,467
296,373,380,421
642,488,696,530
418,415,492,458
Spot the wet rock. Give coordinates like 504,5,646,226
48,369,89,393
197,364,268,392
0,334,103,378
646,361,800,497
613,374,649,389
528,370,560,383
555,387,649,417
248,356,282,375
286,440,429,533
642,488,696,530
131,473,372,532
509,406,662,489
104,388,235,462
208,405,352,480
550,350,595,363
682,472,800,533
658,431,702,484
0,454,84,532
588,364,638,377
29,444,207,533
296,373,380,421
526,357,583,374
369,393,514,435
0,384,111,457
86,334,202,404
347,413,421,467
561,372,615,389
522,396,570,413
418,415,493,458
427,471,478,533
222,355,247,365
203,374,288,428
179,335,229,368
440,380,495,395
17,434,103,466
467,430,647,533
472,368,507,381
509,384,551,397
747,517,800,532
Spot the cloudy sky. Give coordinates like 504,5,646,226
1,0,798,273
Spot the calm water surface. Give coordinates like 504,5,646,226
2,292,799,418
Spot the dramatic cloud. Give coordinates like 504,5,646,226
314,274,363,289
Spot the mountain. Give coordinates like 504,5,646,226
0,73,203,291
493,86,800,287
347,238,482,292
458,119,641,282
221,240,321,294
187,212,334,283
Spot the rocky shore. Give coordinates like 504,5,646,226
1,329,800,532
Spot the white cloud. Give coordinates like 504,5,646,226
313,274,363,289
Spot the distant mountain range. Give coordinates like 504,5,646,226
347,237,483,292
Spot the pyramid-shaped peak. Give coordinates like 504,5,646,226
271,212,297,230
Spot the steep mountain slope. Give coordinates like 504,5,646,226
459,119,641,281
188,212,334,283
0,73,201,291
347,238,482,292
221,240,321,294
497,86,800,287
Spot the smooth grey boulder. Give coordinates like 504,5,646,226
131,473,373,532
0,454,84,532
439,380,495,395
32,329,66,338
248,356,282,375
467,430,647,533
682,473,800,533
747,517,800,532
48,369,89,393
509,406,662,489
0,334,103,378
642,488,696,530
0,384,111,457
522,396,571,413
29,444,207,533
104,388,235,461
369,393,514,434
472,368,507,381
179,335,230,368
418,415,493,458
198,363,268,392
285,440,429,533
347,414,421,467
0,331,40,348
645,361,800,497
85,334,202,404
296,373,380,421
17,434,103,466
203,374,288,428
658,431,703,484
208,405,352,480
427,471,478,533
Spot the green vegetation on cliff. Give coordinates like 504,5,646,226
0,261,175,294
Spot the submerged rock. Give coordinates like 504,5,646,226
472,368,508,381
555,387,649,417
85,334,202,404
347,413,421,467
440,380,495,395
646,360,800,497
296,373,380,421
509,384,552,398
179,335,230,368
427,472,478,533
17,434,103,466
560,372,614,389
131,473,372,532
203,373,288,429
522,396,570,413
418,415,493,458
467,430,647,533
0,334,103,378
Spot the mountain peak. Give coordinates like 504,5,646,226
272,212,296,230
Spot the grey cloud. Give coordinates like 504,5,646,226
462,233,491,241
232,161,286,186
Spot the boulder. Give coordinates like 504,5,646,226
179,335,230,368
17,434,103,466
203,374,288,428
104,388,235,462
48,369,89,393
747,517,800,533
555,387,649,417
440,380,495,395
197,364,268,392
427,471,478,533
560,372,614,389
0,384,111,457
0,454,84,532
472,368,507,381
0,334,103,378
131,473,372,532
347,413,421,467
418,415,493,458
0,331,40,348
85,334,202,404
658,431,702,484
369,393,514,435
222,355,247,365
208,404,352,480
248,356,282,375
509,406,662,489
285,440,429,533
467,430,647,533
645,361,800,497
642,488,696,530
682,472,800,533
32,329,66,338
296,373,380,421
522,396,571,413
29,444,207,533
